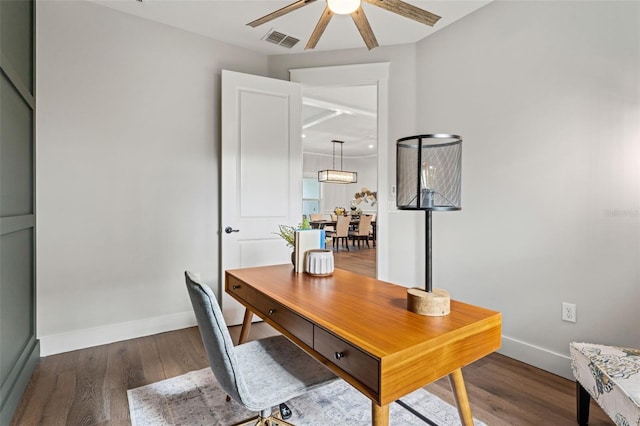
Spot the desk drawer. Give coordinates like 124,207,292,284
246,289,314,347
227,275,248,300
314,327,379,393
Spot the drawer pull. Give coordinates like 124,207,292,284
232,285,241,290
334,351,345,360
268,308,276,315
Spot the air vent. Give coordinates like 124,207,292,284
262,29,300,49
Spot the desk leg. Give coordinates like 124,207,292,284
448,368,473,426
371,402,389,426
237,308,253,345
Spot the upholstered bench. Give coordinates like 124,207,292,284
570,342,640,426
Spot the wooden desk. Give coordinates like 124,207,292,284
225,265,501,426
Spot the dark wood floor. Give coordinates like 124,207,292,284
11,247,613,425
332,242,377,278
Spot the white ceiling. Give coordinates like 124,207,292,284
90,0,491,156
303,84,378,157
91,0,491,55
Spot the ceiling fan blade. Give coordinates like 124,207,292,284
305,6,334,49
247,0,318,27
363,0,441,26
351,7,378,50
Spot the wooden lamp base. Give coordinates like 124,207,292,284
407,288,451,316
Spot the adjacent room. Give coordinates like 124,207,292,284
2,0,638,425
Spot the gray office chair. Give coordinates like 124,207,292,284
185,271,336,426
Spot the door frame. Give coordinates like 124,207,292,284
290,63,390,280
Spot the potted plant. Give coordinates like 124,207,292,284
274,224,296,249
274,221,311,266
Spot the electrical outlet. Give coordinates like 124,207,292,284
562,302,577,323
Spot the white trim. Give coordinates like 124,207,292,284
290,62,390,280
38,311,197,356
499,335,573,380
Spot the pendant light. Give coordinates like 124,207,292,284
318,140,358,184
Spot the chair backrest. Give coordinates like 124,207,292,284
330,213,338,221
185,271,247,404
310,213,323,222
336,215,350,237
356,214,373,236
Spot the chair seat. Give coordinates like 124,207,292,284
236,335,337,411
570,342,640,426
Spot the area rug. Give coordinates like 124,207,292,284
128,368,486,426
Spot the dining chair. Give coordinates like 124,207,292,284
349,214,373,248
185,271,336,426
326,215,350,251
309,213,323,222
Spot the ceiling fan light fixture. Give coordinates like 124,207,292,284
327,0,361,15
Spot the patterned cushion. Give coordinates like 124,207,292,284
570,342,640,426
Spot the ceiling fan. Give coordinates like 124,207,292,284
247,0,441,50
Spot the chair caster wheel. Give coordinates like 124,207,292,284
279,403,292,420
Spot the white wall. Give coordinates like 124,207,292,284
304,153,378,215
36,1,268,355
269,1,640,379
415,0,640,378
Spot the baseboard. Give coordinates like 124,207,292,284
39,311,197,356
499,335,573,380
0,337,39,425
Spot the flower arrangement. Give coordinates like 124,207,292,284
334,207,346,216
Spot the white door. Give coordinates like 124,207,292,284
221,70,302,325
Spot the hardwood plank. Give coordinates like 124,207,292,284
333,245,376,277
426,352,613,426
65,345,109,426
104,340,145,423
152,329,208,380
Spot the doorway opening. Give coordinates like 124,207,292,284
291,62,390,280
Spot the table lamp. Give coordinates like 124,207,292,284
396,134,462,316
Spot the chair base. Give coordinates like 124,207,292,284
231,413,295,426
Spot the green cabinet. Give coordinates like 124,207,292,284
0,1,39,423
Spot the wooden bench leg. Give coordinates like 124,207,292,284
577,381,590,426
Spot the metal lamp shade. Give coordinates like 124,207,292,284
396,134,462,211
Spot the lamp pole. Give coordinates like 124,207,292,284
426,210,432,293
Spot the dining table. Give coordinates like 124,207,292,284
310,217,377,246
